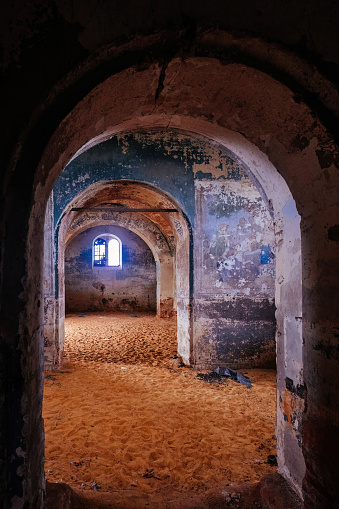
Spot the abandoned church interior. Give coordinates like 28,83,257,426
1,1,338,508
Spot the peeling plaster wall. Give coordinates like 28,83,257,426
65,225,156,313
43,193,59,369
274,198,304,492
52,133,196,227
194,176,276,370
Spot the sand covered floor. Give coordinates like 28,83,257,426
43,312,277,503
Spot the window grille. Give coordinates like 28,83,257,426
93,235,121,267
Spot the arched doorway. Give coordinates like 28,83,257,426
40,123,303,497
5,45,336,505
44,179,192,368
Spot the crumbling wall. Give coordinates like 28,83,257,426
65,225,156,313
194,176,275,369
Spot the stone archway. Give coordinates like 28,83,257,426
44,179,192,369
2,44,338,507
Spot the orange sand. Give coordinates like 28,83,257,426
43,313,277,499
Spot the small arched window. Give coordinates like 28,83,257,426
93,237,106,266
93,235,122,267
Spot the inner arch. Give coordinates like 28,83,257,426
38,116,303,497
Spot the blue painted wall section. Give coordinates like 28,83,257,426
261,245,274,265
54,132,200,226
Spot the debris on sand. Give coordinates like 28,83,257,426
45,375,57,381
142,468,161,480
197,367,252,388
267,454,277,466
167,354,184,370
